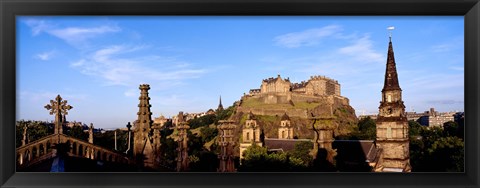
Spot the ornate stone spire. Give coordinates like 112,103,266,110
133,84,155,167
382,40,401,92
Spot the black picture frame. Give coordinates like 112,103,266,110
1,0,479,188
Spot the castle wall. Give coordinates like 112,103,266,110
237,106,309,118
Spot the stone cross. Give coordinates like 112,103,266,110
45,95,73,135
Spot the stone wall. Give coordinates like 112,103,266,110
237,106,308,118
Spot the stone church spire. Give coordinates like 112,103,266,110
382,39,401,92
375,37,411,172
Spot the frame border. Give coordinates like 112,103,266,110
1,0,479,188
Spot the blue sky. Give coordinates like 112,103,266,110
16,16,464,129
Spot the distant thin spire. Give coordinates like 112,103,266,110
217,95,224,111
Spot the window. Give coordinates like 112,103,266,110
387,95,392,102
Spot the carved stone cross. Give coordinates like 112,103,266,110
45,95,73,134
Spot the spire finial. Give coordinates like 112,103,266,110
387,26,395,42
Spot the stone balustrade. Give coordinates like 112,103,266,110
17,133,130,168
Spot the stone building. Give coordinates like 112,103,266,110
153,115,170,127
239,112,263,160
374,37,411,172
278,113,294,139
249,74,341,97
260,75,291,94
417,108,455,128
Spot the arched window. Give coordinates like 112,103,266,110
282,131,286,139
246,132,250,141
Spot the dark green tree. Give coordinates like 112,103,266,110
356,116,376,140
408,120,423,136
443,121,459,137
289,141,313,166
65,125,87,141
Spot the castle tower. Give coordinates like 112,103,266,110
175,111,190,172
217,120,236,172
239,112,263,160
133,84,155,168
217,95,224,111
278,113,294,139
375,37,411,172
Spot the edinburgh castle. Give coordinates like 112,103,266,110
239,75,351,119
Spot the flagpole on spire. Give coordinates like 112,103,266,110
387,26,395,42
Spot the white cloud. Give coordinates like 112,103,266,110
35,50,55,61
124,89,137,97
338,35,384,63
449,66,464,71
18,91,87,103
23,18,121,47
274,25,342,48
24,19,51,36
70,45,207,87
431,36,463,53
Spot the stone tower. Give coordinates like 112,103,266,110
239,112,263,160
217,120,236,172
278,113,294,139
175,111,190,172
133,84,155,168
375,37,411,172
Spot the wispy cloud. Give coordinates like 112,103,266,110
35,50,55,61
49,26,121,46
449,66,464,71
431,36,463,53
338,35,384,63
70,45,207,88
24,19,51,36
274,25,342,48
23,18,121,47
18,91,88,103
266,33,385,78
426,99,463,105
